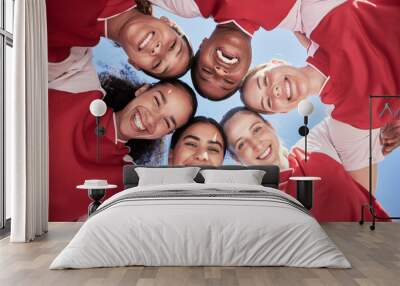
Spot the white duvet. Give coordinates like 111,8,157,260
50,183,351,269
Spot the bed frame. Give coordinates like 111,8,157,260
123,165,280,190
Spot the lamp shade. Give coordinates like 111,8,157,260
89,99,107,117
297,99,314,116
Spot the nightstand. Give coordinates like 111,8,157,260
77,180,117,216
289,176,321,210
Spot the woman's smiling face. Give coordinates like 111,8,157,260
117,82,194,140
193,27,252,100
169,121,225,167
242,62,309,114
223,111,281,166
120,16,191,79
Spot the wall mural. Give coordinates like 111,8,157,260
47,0,400,222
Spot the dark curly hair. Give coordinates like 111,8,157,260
170,116,227,155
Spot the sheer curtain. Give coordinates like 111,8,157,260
8,0,48,242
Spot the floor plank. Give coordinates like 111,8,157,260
0,222,399,286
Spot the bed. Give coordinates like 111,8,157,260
50,165,350,269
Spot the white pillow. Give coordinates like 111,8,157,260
200,169,266,185
135,167,200,186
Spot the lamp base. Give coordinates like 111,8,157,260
87,189,106,216
296,180,314,210
289,177,321,210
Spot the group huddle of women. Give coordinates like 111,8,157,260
47,0,400,222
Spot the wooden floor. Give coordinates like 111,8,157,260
0,223,399,286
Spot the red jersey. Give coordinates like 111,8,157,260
149,0,296,36
49,89,130,221
280,148,390,222
46,0,137,62
194,0,295,35
306,0,400,129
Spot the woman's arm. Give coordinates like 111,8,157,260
348,164,377,194
349,121,400,196
294,31,311,49
293,117,381,193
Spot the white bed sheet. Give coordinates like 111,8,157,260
50,183,350,269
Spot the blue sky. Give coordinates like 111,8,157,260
93,7,399,216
